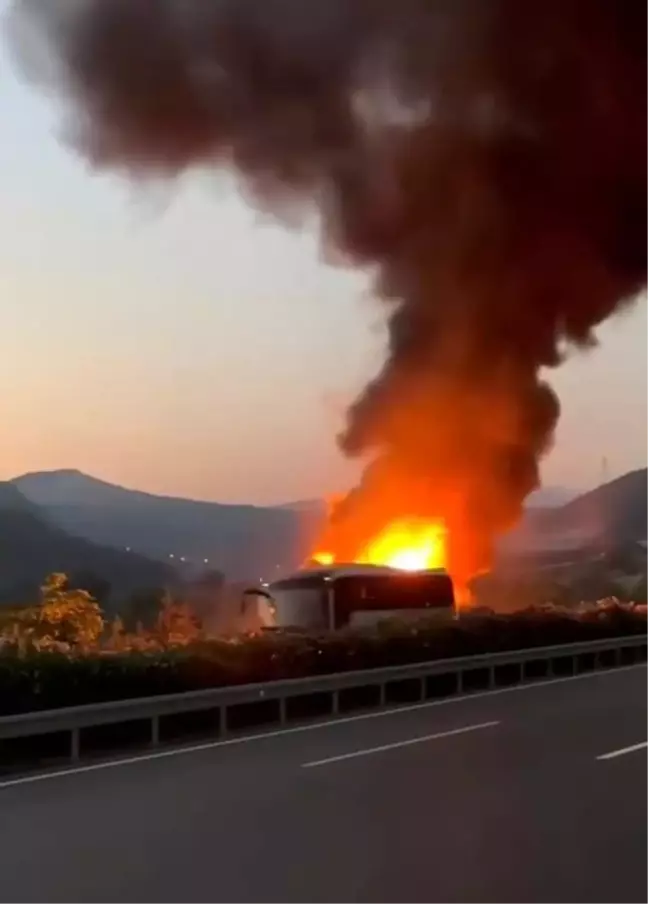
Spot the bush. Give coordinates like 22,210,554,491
0,601,644,715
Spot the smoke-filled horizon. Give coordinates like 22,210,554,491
8,0,647,584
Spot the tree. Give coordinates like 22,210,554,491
122,586,166,631
12,572,107,650
155,594,202,645
184,568,227,627
68,570,112,607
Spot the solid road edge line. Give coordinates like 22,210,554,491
301,719,500,767
596,740,648,761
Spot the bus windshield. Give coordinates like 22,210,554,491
270,577,329,630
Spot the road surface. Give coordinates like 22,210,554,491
0,665,645,903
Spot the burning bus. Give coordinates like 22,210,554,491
242,563,456,632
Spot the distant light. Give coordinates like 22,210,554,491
204,558,209,564
125,547,131,552
169,554,174,559
180,556,186,562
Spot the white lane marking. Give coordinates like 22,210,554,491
0,662,644,791
302,720,500,768
597,740,648,761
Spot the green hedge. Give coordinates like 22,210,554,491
0,604,645,716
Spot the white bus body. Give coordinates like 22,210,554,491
243,564,456,632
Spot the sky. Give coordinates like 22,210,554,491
0,18,646,506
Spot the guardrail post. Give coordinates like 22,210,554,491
278,697,287,725
331,690,339,716
70,727,80,762
594,647,620,670
151,715,160,746
221,705,229,735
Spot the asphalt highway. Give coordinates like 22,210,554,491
0,665,645,903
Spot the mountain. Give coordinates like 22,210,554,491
526,485,578,508
499,468,647,557
281,487,576,513
15,473,571,576
279,499,327,514
546,467,647,543
13,470,318,581
0,481,174,608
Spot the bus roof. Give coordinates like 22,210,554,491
271,563,450,586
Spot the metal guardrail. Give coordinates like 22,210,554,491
0,634,645,766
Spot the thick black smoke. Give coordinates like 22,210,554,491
9,0,646,583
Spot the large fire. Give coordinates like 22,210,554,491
313,517,447,572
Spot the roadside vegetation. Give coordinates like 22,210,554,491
0,573,644,715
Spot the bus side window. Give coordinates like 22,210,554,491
332,577,364,629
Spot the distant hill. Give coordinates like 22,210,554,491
279,499,327,514
550,468,647,542
526,485,579,508
499,468,647,557
278,485,575,515
0,481,174,608
13,470,318,581
17,472,569,578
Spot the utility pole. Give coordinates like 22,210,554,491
600,456,609,486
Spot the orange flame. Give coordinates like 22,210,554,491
313,517,447,572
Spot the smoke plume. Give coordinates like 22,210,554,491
8,0,647,585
